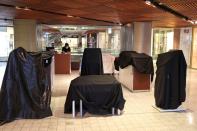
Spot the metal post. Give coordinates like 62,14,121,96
80,99,83,117
112,107,115,115
72,100,75,118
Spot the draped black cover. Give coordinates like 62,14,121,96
116,51,154,81
0,47,53,125
154,50,187,109
80,48,103,76
64,75,125,115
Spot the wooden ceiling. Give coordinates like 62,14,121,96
0,0,196,27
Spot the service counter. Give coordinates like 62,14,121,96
54,53,71,74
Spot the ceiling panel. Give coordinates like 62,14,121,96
0,0,195,27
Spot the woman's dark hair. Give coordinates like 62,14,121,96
65,43,69,46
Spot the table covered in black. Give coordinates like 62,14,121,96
64,75,125,115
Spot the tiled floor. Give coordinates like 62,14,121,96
0,62,197,131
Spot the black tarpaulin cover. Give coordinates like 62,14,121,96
0,47,53,125
64,75,125,115
116,51,154,81
154,50,187,109
80,48,103,76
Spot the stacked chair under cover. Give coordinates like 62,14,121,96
80,48,103,76
154,50,187,109
0,47,53,125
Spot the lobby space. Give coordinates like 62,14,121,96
0,0,197,131
0,62,196,131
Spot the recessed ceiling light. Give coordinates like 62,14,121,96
24,7,30,11
187,20,194,24
15,6,22,9
67,15,74,18
145,0,151,6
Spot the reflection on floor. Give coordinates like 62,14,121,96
0,62,197,131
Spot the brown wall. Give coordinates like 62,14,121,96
173,28,180,49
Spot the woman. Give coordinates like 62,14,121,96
62,43,71,53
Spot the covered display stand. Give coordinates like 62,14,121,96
64,75,125,116
0,47,53,125
154,50,187,110
80,48,103,76
117,51,154,92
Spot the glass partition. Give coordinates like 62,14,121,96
152,28,174,59
0,27,14,61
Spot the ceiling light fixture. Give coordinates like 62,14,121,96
24,7,30,11
144,0,190,21
145,0,155,7
15,6,22,9
145,0,151,6
67,15,74,18
187,20,194,24
189,20,197,25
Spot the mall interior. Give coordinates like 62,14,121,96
0,0,197,131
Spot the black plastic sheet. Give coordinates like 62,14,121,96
80,48,103,76
115,51,154,81
64,75,125,115
154,50,187,109
0,47,53,125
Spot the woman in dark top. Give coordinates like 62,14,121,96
62,43,71,53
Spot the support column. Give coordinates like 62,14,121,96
120,24,134,51
14,19,37,51
133,22,152,55
78,35,82,48
173,28,180,49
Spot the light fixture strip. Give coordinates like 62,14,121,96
144,0,195,24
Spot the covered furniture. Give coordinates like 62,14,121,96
119,65,151,91
117,51,154,91
54,53,71,74
64,75,125,115
0,47,53,125
80,48,103,76
154,50,187,109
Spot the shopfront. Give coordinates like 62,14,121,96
39,25,121,70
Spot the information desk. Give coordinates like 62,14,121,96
64,75,125,115
54,53,71,74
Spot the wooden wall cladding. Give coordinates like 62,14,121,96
55,53,71,74
0,0,195,27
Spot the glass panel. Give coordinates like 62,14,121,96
0,27,14,61
152,28,174,59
